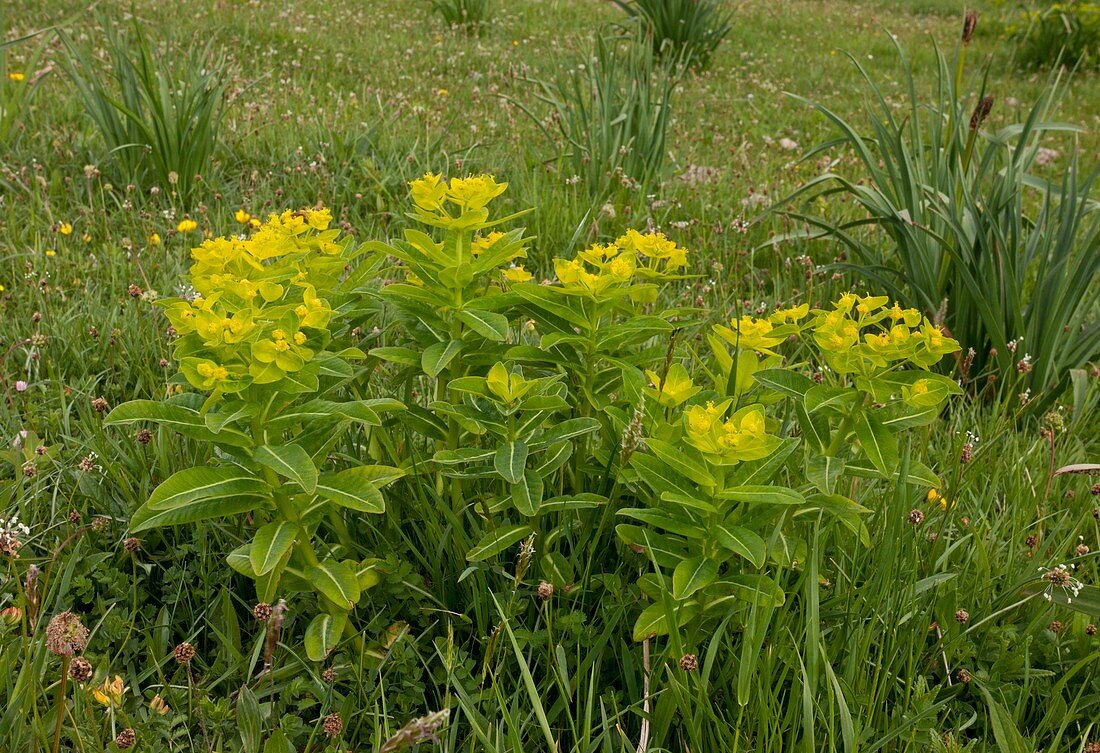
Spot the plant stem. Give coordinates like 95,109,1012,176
51,657,70,753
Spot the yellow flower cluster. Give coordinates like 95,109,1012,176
644,363,700,408
683,400,781,464
714,304,809,355
811,295,959,374
409,173,507,230
162,208,346,392
552,231,689,299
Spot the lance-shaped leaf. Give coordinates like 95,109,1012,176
672,555,718,600
304,612,347,662
315,468,387,514
106,400,252,447
146,467,269,510
714,524,767,568
250,521,300,576
422,339,463,377
306,560,361,609
254,444,318,493
131,494,264,532
457,308,510,341
467,524,534,562
494,440,528,484
854,411,899,475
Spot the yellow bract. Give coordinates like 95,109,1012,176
160,208,350,393
645,363,700,408
684,400,780,464
550,232,688,300
408,172,508,229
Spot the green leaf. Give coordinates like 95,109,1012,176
304,612,346,662
854,411,898,475
632,601,700,641
105,400,252,446
630,453,698,499
714,524,766,567
263,731,295,753
512,470,543,516
707,575,787,609
976,684,1030,751
618,508,706,539
718,485,805,506
494,440,528,484
457,309,510,341
804,385,859,414
315,467,393,513
146,467,268,510
422,339,463,377
467,524,534,562
645,439,715,487
753,368,816,398
254,444,319,493
806,455,844,494
672,555,718,600
236,686,262,753
250,521,299,576
266,400,383,431
306,560,361,608
131,495,264,532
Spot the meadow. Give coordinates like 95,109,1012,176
2,0,1100,750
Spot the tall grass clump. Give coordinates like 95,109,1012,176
430,0,492,34
525,35,678,201
59,19,228,209
777,14,1100,411
613,0,732,70
1011,2,1100,69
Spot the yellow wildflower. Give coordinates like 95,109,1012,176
644,363,699,408
149,233,161,246
150,694,171,715
409,172,447,213
714,315,786,354
502,265,532,283
92,675,127,707
8,72,25,82
177,219,198,233
59,222,73,235
234,209,251,224
45,249,56,257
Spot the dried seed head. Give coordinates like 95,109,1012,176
322,712,343,738
1087,624,1097,636
68,509,81,524
1049,620,1064,634
956,668,972,683
962,10,978,45
970,95,995,132
253,602,272,621
45,611,89,656
679,653,698,672
1025,534,1038,549
322,666,337,683
90,516,109,532
91,397,109,414
173,642,196,665
69,656,94,682
537,581,554,601
1085,743,1100,753
954,609,970,624
135,428,153,444
908,509,925,526
115,728,136,749
123,537,141,553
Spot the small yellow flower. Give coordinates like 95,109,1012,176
81,233,91,243
149,694,171,715
927,488,940,503
249,218,260,228
7,72,25,82
437,88,448,96
0,284,5,292
149,232,161,246
45,249,56,257
234,209,251,224
502,265,532,284
59,222,73,236
177,219,198,233
92,675,127,707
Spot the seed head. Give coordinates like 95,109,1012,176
962,10,978,45
954,609,970,624
123,537,141,553
115,728,136,749
679,653,698,672
956,668,972,683
322,666,337,683
970,95,995,132
1049,620,1063,634
69,656,94,682
45,611,89,656
135,428,153,444
173,642,196,665
908,509,925,526
537,581,554,601
322,712,343,738
1087,624,1097,636
91,396,109,414
253,602,272,621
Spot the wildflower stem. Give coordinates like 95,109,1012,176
51,657,70,753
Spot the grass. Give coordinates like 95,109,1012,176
1,0,1099,751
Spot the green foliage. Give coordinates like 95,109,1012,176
524,35,678,200
1012,2,1100,69
779,32,1100,411
613,0,733,70
58,18,228,208
430,0,492,34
